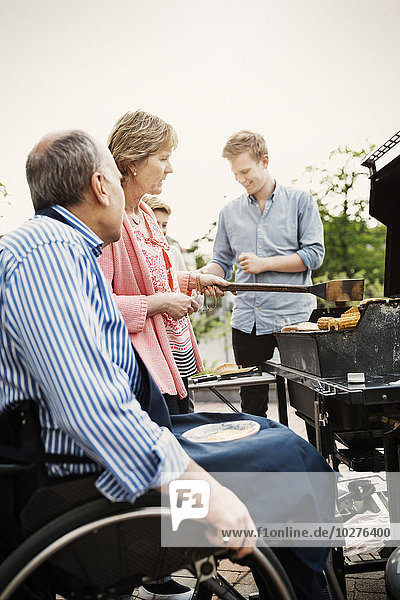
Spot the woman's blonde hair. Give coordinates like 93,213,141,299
108,110,178,182
222,130,268,163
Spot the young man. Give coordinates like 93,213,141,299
0,130,331,600
202,131,325,417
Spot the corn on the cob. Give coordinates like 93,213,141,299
317,311,360,331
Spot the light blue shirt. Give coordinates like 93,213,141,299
211,184,325,334
0,206,189,502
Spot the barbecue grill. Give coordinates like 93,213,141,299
267,132,400,593
268,131,400,460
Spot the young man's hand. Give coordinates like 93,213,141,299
239,252,306,274
238,252,266,274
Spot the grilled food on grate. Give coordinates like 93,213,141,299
317,313,360,330
317,303,363,331
316,298,391,331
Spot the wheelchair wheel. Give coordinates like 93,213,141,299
0,498,176,600
192,547,297,600
186,548,344,600
0,498,297,600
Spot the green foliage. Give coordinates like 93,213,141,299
186,221,234,343
304,145,373,221
319,217,385,284
190,299,225,342
0,182,10,237
199,358,219,374
0,182,8,218
297,143,386,292
186,221,217,270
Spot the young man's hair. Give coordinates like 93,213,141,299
143,195,172,215
222,130,268,163
26,130,102,211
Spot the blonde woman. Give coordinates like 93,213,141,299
99,110,227,418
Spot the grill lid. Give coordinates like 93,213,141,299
362,131,400,297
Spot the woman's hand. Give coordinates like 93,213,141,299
158,292,199,319
199,274,229,297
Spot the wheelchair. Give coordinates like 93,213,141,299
0,401,340,600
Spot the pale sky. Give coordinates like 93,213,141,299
1,0,399,246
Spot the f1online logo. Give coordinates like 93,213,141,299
169,480,210,531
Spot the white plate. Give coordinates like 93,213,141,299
182,420,261,443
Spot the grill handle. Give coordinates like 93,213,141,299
218,278,364,302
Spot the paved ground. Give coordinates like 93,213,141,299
192,383,390,599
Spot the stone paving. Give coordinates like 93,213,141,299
148,560,257,598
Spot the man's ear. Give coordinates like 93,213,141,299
90,171,110,207
261,154,269,168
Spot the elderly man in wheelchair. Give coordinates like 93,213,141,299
0,130,336,600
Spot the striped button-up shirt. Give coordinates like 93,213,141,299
0,206,189,502
211,184,325,334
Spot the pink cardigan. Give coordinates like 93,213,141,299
99,203,203,399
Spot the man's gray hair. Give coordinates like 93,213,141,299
26,130,103,211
